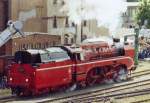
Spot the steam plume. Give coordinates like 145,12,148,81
62,0,127,35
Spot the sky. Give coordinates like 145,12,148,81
62,0,127,35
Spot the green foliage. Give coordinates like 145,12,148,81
136,0,150,28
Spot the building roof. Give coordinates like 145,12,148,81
12,32,61,39
27,49,46,54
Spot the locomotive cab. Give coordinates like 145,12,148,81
67,46,85,61
73,52,84,61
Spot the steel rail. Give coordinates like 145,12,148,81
37,77,150,103
86,88,150,103
66,81,150,103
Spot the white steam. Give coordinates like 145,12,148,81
62,0,127,35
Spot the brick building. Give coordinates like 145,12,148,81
0,0,9,31
0,33,61,56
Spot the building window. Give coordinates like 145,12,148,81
71,38,74,44
26,44,29,49
31,44,33,49
83,20,87,27
42,43,44,49
43,43,48,48
64,34,69,45
48,42,51,47
43,43,45,49
53,41,56,46
72,22,75,27
62,1,65,5
35,44,38,49
83,35,87,40
53,16,57,28
19,45,21,50
34,44,36,49
64,38,68,45
53,0,57,4
38,43,41,49
45,42,48,48
28,44,31,49
65,16,69,27
23,44,26,50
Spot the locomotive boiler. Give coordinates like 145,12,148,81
7,40,135,96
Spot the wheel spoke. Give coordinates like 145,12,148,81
113,66,128,82
86,69,104,86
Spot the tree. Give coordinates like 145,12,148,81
136,0,150,28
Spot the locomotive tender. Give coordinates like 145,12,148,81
7,41,135,96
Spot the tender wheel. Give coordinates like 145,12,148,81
113,66,128,82
104,77,114,84
11,87,22,96
66,84,77,92
86,68,104,86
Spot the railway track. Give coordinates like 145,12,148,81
35,70,150,103
36,79,150,103
131,69,150,78
65,81,150,103
0,95,16,103
1,69,150,103
83,88,150,103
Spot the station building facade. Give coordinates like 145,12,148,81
0,33,61,56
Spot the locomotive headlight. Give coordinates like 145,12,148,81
25,78,29,82
9,77,12,81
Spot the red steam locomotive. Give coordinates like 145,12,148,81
7,41,135,96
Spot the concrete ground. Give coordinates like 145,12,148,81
0,89,11,97
136,60,150,72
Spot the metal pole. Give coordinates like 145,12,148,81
75,24,77,44
81,22,83,42
134,28,139,65
80,0,83,43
